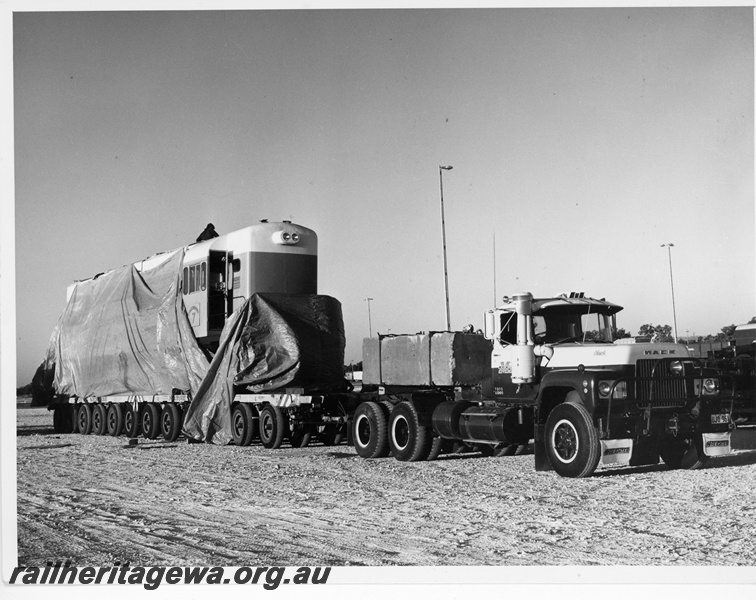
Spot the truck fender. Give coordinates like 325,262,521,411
536,370,595,423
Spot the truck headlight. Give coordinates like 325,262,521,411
599,381,627,399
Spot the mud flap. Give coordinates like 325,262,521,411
598,439,633,468
702,432,731,457
534,436,552,471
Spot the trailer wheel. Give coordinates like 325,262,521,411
53,406,74,434
141,403,161,439
91,404,107,435
106,404,124,436
259,405,286,449
231,403,258,447
388,401,433,462
318,424,344,446
352,402,390,458
70,405,79,434
659,435,709,470
76,404,93,435
544,402,601,478
289,428,312,448
124,404,140,438
161,403,183,442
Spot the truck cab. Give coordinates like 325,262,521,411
482,292,734,477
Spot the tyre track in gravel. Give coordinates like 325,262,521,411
16,406,756,566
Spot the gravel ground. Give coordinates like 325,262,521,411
14,403,756,573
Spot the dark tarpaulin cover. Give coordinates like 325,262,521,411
37,250,209,400
182,293,347,445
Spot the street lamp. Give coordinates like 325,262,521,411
439,165,453,331
660,243,678,343
364,297,374,338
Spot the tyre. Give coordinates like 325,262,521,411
106,404,124,436
544,402,601,478
231,403,258,447
91,404,107,435
494,444,518,457
352,401,390,458
318,424,344,446
123,404,140,438
478,443,496,457
426,436,444,461
259,405,286,449
289,428,312,448
53,406,74,434
160,403,183,442
77,404,93,435
659,435,709,470
388,401,433,462
141,403,161,439
70,405,79,434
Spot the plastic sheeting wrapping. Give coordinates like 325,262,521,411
182,294,347,444
38,250,209,399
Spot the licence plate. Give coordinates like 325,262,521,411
710,413,729,424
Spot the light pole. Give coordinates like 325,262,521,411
364,297,374,338
439,165,453,331
661,243,678,343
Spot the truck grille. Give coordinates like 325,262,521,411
635,359,688,408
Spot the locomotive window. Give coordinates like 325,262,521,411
182,267,188,294
201,262,207,291
189,265,196,293
232,258,241,272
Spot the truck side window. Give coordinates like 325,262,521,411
499,313,517,344
533,316,547,342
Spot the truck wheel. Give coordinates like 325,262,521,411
259,405,286,449
53,406,74,434
77,404,92,435
124,404,140,438
388,401,433,462
91,404,107,435
426,436,444,461
106,404,124,436
352,402,389,458
494,444,518,457
659,435,709,470
544,402,601,478
289,429,312,448
231,403,258,447
160,403,183,442
141,403,161,439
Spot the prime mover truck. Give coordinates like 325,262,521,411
37,222,736,478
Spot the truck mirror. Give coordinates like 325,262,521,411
484,311,497,340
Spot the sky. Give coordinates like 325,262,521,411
6,4,755,386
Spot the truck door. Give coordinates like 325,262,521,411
488,311,539,402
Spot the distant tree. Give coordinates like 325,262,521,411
748,317,756,324
613,328,631,339
16,383,33,396
720,324,737,340
638,324,674,342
